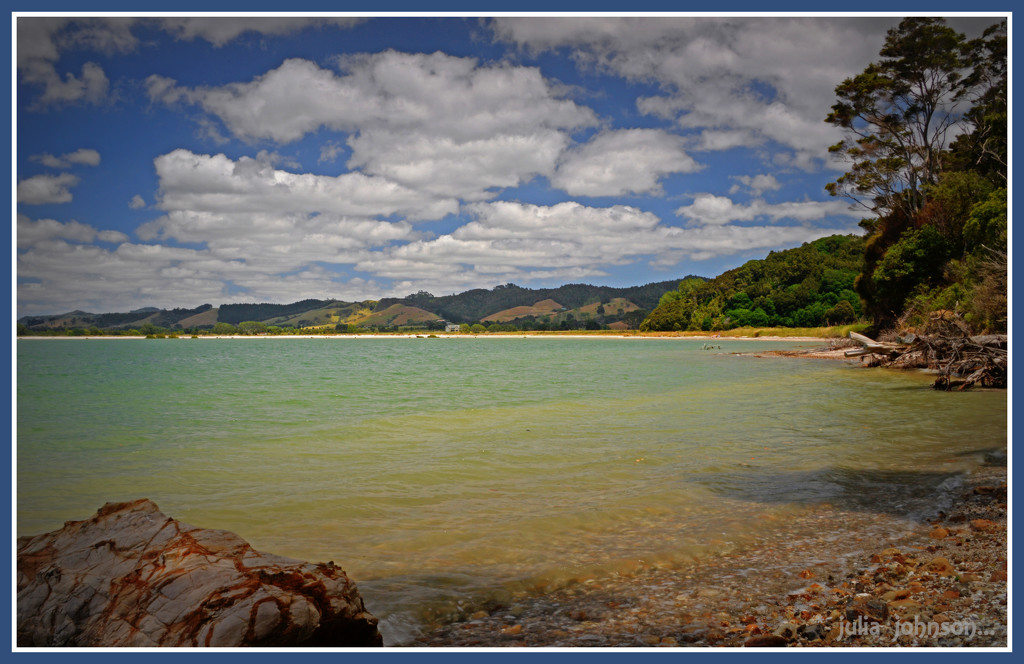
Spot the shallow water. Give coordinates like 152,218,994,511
15,337,1007,643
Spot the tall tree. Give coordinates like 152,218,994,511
825,18,970,220
950,20,1007,184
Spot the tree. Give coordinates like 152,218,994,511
951,20,1007,184
825,18,970,220
826,300,858,325
237,321,268,335
212,322,237,335
871,224,952,318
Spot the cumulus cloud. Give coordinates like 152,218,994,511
490,16,895,170
129,195,146,209
147,51,598,200
17,215,128,248
17,17,362,109
150,149,458,221
551,129,702,196
127,149,435,282
17,173,81,205
675,193,861,226
16,18,117,108
729,173,781,196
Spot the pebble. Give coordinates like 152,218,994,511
411,466,1007,649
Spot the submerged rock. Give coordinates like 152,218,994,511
17,499,382,647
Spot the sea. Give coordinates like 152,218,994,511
14,336,1008,644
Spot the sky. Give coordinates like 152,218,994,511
14,13,1005,317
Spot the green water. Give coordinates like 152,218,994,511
15,337,1007,643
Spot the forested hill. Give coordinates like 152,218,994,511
640,235,866,332
378,280,684,324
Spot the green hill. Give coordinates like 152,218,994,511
640,235,867,332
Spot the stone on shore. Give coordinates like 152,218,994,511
17,499,383,647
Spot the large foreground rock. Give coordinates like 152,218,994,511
17,499,383,647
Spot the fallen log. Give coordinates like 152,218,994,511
847,328,1007,390
846,331,906,357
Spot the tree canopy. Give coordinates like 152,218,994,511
640,235,867,332
827,17,1006,333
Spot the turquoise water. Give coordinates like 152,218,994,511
15,337,1007,642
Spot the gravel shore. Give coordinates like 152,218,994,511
412,456,1008,649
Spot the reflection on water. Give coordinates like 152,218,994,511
16,338,1007,642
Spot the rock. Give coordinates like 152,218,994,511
797,623,826,642
922,557,957,577
929,527,949,539
677,622,711,643
970,519,998,532
887,598,926,618
845,597,888,624
16,499,383,647
773,621,799,641
744,634,789,647
880,588,912,601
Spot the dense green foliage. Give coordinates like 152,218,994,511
217,299,334,325
640,235,866,332
827,18,1007,333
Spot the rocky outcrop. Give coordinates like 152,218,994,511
17,499,383,647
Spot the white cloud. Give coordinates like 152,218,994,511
17,238,384,316
128,150,438,283
149,51,599,200
17,18,114,108
129,195,146,209
150,149,458,221
17,17,361,109
319,141,345,164
158,17,364,47
356,199,857,291
30,148,101,169
675,193,860,226
347,129,571,201
729,173,781,196
490,17,896,169
17,173,81,205
551,129,702,197
17,215,129,248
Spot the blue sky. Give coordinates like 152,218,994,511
15,13,1003,317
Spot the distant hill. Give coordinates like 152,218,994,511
377,279,684,324
482,298,564,323
17,278,690,333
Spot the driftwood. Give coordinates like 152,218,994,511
844,332,905,358
847,326,1007,390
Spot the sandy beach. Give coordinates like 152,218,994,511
20,333,836,342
